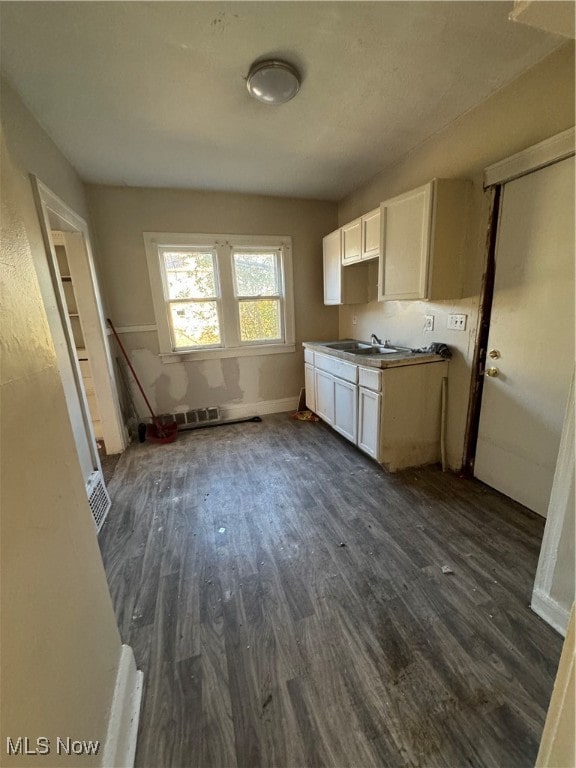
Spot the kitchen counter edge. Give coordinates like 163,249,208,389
302,341,446,369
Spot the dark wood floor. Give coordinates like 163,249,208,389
99,413,562,768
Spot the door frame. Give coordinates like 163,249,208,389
462,127,575,475
31,176,128,455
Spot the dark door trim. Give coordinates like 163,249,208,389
461,185,501,477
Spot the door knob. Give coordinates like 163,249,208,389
485,367,499,377
488,349,500,359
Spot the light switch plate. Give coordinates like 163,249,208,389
447,313,467,331
424,315,434,331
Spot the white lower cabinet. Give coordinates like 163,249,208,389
333,378,358,442
315,368,335,424
304,348,448,472
304,363,316,412
357,387,381,459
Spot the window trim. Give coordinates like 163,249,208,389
232,246,284,346
144,232,295,361
158,244,223,351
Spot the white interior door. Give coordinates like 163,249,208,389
475,156,575,517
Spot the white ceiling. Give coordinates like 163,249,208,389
0,2,566,200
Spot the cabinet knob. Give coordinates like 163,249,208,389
485,367,499,377
488,349,500,359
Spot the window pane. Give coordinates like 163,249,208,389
238,299,281,342
170,301,221,348
233,252,278,296
162,250,217,299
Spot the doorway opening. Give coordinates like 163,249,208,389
31,176,128,528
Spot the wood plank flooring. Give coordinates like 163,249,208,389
98,413,563,768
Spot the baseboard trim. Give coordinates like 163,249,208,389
102,645,143,768
531,590,570,637
219,397,299,420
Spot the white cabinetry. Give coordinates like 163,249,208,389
304,347,448,471
323,229,367,305
341,209,380,265
304,363,316,413
378,179,470,301
333,378,358,442
315,368,335,424
357,364,382,459
358,387,381,459
341,218,362,264
313,353,358,430
360,208,381,261
323,229,343,305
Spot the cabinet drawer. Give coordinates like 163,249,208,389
314,353,358,383
358,366,382,392
304,348,315,364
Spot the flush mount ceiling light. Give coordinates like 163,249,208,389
246,59,301,105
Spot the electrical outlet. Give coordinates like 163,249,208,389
424,315,434,331
352,314,358,326
447,313,467,331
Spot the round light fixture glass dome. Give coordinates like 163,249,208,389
246,60,301,105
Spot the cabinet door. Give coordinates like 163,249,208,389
304,363,316,413
358,388,381,459
361,208,380,261
333,378,358,443
315,369,335,424
379,182,432,301
323,229,342,305
342,218,362,265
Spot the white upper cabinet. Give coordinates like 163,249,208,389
323,228,368,305
360,208,381,261
323,229,343,305
341,209,381,266
341,218,362,264
378,179,471,302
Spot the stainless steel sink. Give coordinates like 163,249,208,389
323,341,373,351
322,340,398,354
353,346,398,355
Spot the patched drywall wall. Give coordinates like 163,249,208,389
337,43,575,470
0,118,122,764
86,185,338,417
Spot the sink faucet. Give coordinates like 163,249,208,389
370,333,382,345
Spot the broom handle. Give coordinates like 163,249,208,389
107,318,158,423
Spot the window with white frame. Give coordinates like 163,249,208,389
144,233,295,359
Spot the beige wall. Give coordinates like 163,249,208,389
0,90,123,764
337,43,575,469
86,184,338,416
1,76,90,222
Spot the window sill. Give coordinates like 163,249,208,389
159,343,296,364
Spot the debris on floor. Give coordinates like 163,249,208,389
291,410,320,422
441,565,454,575
338,542,347,548
262,693,272,711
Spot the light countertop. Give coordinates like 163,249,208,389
303,340,446,369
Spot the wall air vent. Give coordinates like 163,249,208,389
167,406,221,430
86,471,111,531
